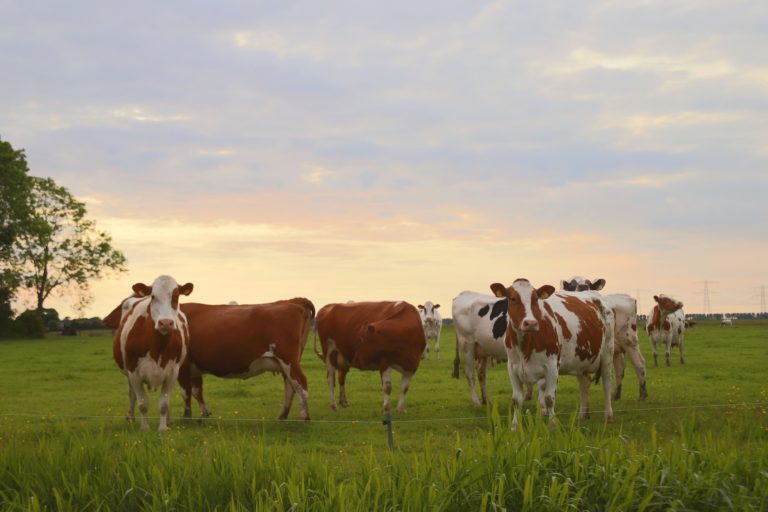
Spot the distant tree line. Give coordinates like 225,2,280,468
0,136,126,338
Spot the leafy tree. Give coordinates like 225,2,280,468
14,177,127,312
0,137,33,329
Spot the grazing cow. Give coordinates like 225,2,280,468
417,301,442,360
315,301,426,413
720,315,734,327
646,294,685,366
561,276,646,401
106,296,315,420
451,291,513,407
685,318,697,329
490,279,615,430
112,275,193,431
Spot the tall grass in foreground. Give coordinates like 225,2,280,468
1,409,766,511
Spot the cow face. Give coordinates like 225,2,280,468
132,275,193,335
561,276,606,292
490,279,555,333
653,294,683,313
418,301,440,324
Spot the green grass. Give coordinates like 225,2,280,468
1,320,767,510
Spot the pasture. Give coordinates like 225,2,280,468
1,319,767,510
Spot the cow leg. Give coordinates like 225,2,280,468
396,371,413,413
679,338,685,365
601,357,614,423
288,363,310,420
540,364,558,423
381,368,393,412
464,343,481,407
612,350,625,401
665,340,671,367
651,339,659,367
338,368,350,408
191,376,211,417
157,375,176,432
278,377,295,420
126,380,136,422
576,373,591,420
326,361,338,411
506,359,525,431
477,356,489,405
524,382,533,401
422,341,430,360
624,345,648,400
435,330,441,361
128,373,150,430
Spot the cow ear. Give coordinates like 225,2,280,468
179,283,194,296
560,279,569,290
132,283,151,297
418,304,424,310
490,283,507,298
434,304,440,309
653,295,660,303
537,285,556,300
591,279,606,291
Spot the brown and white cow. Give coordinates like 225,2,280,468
106,296,315,421
646,294,685,366
417,301,442,360
561,276,647,401
490,279,615,430
112,275,193,431
315,301,426,413
178,298,314,421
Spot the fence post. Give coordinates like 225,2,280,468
383,411,394,451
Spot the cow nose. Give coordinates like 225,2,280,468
157,318,175,332
522,319,539,331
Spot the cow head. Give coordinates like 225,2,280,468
490,279,555,333
561,276,606,292
653,294,683,314
132,275,193,335
417,301,440,323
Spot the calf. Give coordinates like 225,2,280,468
490,279,615,430
315,301,426,413
646,294,686,366
561,276,646,401
417,301,442,360
112,275,193,431
451,291,512,407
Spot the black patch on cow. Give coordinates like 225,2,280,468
492,316,508,340
478,305,490,317
490,299,507,320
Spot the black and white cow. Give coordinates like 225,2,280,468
452,291,516,407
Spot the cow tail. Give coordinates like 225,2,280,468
452,331,460,379
312,324,324,361
593,361,602,385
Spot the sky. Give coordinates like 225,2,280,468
1,0,766,318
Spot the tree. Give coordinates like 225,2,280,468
14,177,127,312
0,137,33,329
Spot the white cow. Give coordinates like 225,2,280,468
451,291,510,407
418,301,442,360
561,276,647,401
646,294,686,366
720,314,735,327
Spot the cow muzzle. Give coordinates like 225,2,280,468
521,319,539,332
156,318,176,335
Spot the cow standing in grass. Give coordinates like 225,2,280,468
315,300,425,413
490,279,615,430
112,275,193,431
647,294,686,366
418,301,442,360
561,276,646,401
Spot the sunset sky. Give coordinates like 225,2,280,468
2,1,766,318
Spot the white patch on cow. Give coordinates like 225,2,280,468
221,356,282,379
134,355,181,391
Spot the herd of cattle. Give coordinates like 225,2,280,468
104,275,689,431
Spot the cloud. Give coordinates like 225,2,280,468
301,167,332,184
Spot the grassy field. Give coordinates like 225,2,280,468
1,319,767,510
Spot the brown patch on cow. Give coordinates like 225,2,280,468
561,296,604,362
677,327,682,335
118,314,186,373
631,323,637,331
663,320,671,331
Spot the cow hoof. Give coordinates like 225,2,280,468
605,415,614,424
125,415,135,422
470,400,482,408
183,410,192,419
330,403,338,411
277,413,288,421
396,406,407,414
340,400,350,408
